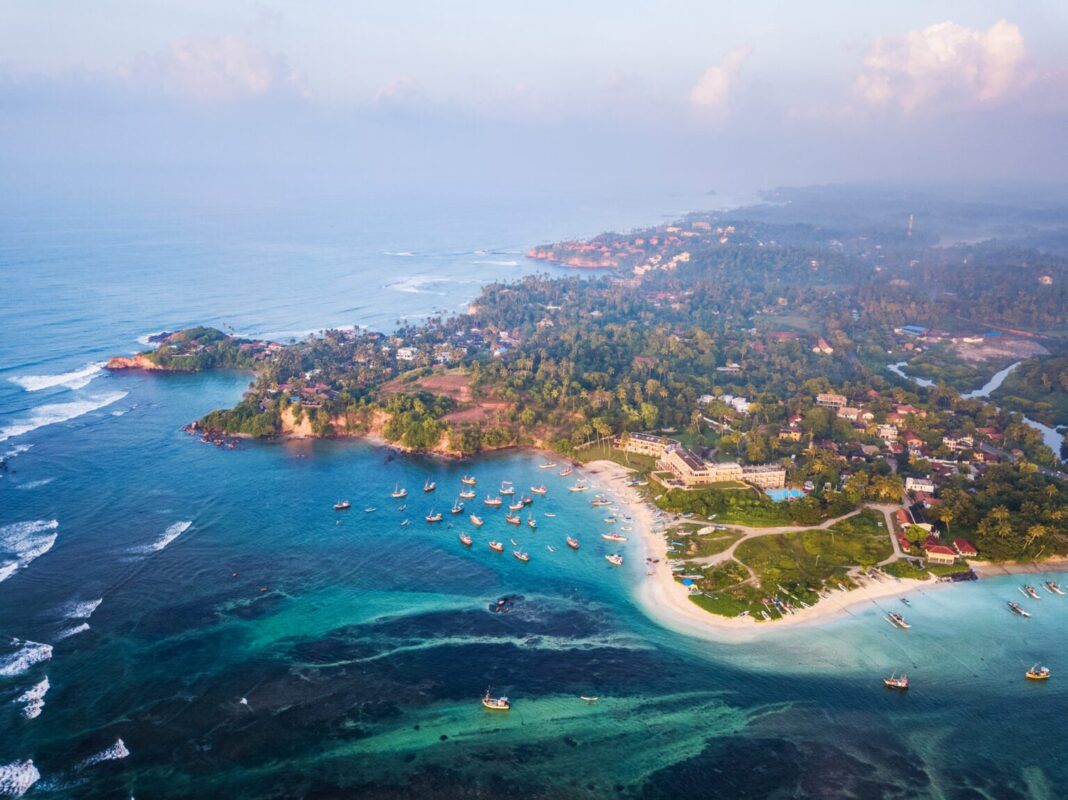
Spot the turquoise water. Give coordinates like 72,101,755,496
2,194,1067,798
765,488,805,502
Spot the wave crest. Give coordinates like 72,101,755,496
133,521,192,554
15,677,49,720
0,640,53,677
76,739,129,770
9,362,104,392
0,520,59,583
0,760,40,797
0,392,127,443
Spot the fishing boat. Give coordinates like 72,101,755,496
513,550,530,562
424,480,436,493
392,485,407,499
590,496,611,507
606,553,624,567
602,532,627,542
508,501,524,511
1026,664,1051,680
521,496,534,506
489,540,504,552
484,496,503,507
544,513,557,518
425,511,443,523
459,489,476,500
539,461,558,470
527,515,537,530
546,545,556,552
459,532,473,547
510,538,518,546
398,504,407,512
333,500,351,510
566,536,580,550
901,597,912,607
364,506,376,513
470,514,484,527
481,689,511,711
1022,585,1041,600
1045,580,1066,596
499,484,516,496
883,673,909,690
451,500,465,515
886,612,911,630
579,696,599,703
560,466,574,476
569,482,589,493
400,519,410,527
505,513,521,526
603,517,617,524
531,485,547,495
462,475,477,486
1008,600,1031,617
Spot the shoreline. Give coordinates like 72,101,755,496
578,459,1067,643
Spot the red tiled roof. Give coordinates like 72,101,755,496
926,544,956,556
953,539,978,555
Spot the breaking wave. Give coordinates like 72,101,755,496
14,478,54,490
385,276,449,295
0,640,53,677
0,391,127,443
0,520,59,582
473,259,519,267
55,623,90,640
0,760,40,797
15,677,49,720
134,521,191,553
383,250,414,256
62,598,102,619
76,739,129,770
9,362,105,392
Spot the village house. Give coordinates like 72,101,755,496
942,435,975,452
778,427,803,442
905,476,936,494
877,424,899,442
925,544,958,565
396,347,417,362
836,406,863,422
816,392,847,409
953,539,978,558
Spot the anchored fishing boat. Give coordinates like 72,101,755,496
451,500,465,514
1008,600,1031,617
462,475,477,486
484,496,503,507
424,480,436,493
531,485,547,495
883,673,909,690
505,513,521,526
333,500,351,510
482,689,511,711
1021,585,1041,600
886,612,911,630
566,536,580,550
605,553,624,567
601,532,627,542
392,485,408,499
1026,664,1050,680
590,496,611,507
459,488,476,500
569,481,589,492
488,540,504,552
513,550,530,562
459,532,473,547
1045,580,1065,596
470,514,484,527
425,510,443,523
508,501,524,511
539,461,558,470
499,483,516,496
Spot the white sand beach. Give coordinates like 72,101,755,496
580,459,941,642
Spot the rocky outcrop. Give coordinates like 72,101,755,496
105,354,165,371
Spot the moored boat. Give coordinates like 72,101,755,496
531,485,547,495
424,480,436,493
527,515,537,529
900,597,911,607
482,689,511,711
566,536,580,550
488,540,504,552
505,513,521,525
462,475,477,486
539,461,558,470
392,485,408,499
459,489,476,500
1008,600,1031,617
887,612,911,630
569,481,589,492
602,532,627,542
513,550,530,562
333,500,351,510
459,532,473,547
1022,584,1041,600
1026,664,1050,680
499,484,516,496
470,514,484,527
484,496,503,507
590,496,611,507
508,501,524,511
546,545,556,552
606,553,624,567
425,511,443,523
560,466,574,477
451,500,465,514
1045,580,1065,596
883,673,909,690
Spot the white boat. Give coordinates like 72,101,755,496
482,689,510,710
392,485,408,499
605,553,624,567
462,475,477,486
602,533,627,542
539,461,558,470
569,482,589,493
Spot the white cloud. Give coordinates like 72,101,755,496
125,36,305,102
689,47,751,123
855,20,1031,114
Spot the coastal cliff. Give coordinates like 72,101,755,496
106,354,168,371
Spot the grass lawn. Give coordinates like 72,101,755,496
666,531,744,559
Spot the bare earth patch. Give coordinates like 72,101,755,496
952,337,1047,363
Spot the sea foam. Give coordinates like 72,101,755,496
0,520,59,582
55,623,90,640
134,521,192,553
76,739,129,770
0,760,40,797
9,362,105,392
62,598,103,619
0,640,53,677
15,677,49,720
0,391,127,443
14,478,54,491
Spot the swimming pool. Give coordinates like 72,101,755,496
766,488,805,502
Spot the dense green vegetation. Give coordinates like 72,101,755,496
992,354,1068,429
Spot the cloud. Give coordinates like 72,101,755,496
854,20,1031,114
124,36,305,102
689,47,751,123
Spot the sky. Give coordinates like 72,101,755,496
1,1,1066,204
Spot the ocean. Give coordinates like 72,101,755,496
1,190,1066,799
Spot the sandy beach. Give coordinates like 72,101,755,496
581,459,944,643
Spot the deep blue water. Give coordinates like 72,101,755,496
1,192,1067,798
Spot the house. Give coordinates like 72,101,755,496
925,544,957,565
837,407,863,421
894,509,911,530
897,533,913,552
942,435,974,452
816,392,847,409
953,539,978,558
396,347,417,362
902,431,924,449
778,428,803,442
905,476,936,494
620,432,677,459
877,424,899,442
812,336,835,355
